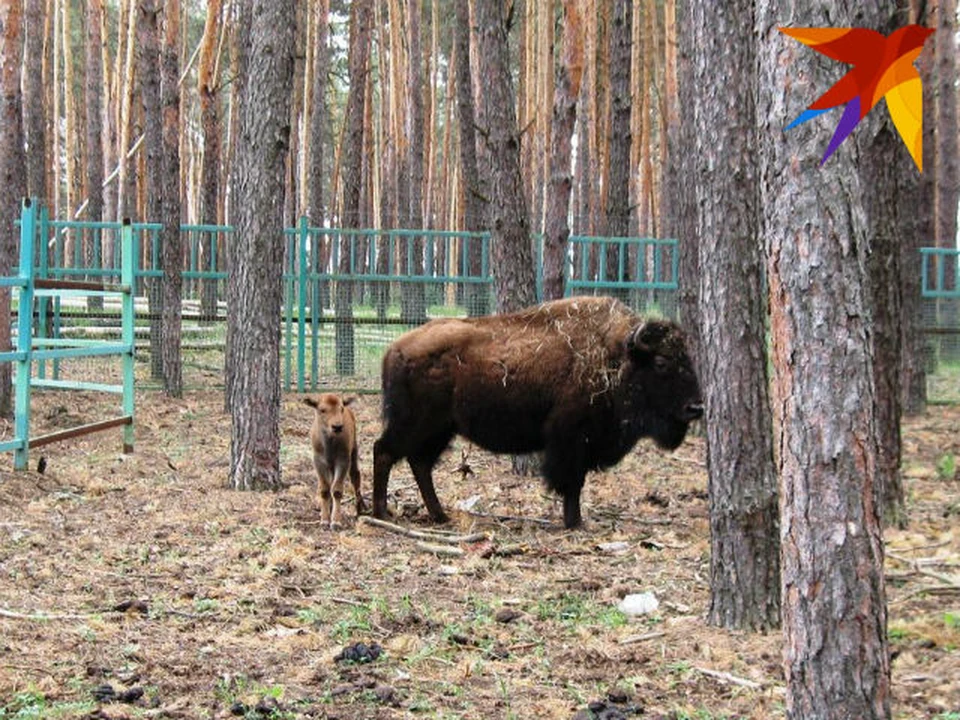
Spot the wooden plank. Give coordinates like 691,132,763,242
29,416,133,449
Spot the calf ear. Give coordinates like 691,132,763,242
303,396,319,409
343,394,359,407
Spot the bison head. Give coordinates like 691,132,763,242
623,319,703,450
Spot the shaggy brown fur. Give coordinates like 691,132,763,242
372,296,703,529
304,394,365,529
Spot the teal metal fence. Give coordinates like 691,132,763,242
0,200,136,469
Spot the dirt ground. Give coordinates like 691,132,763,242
0,388,957,720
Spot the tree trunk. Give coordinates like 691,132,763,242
0,0,26,418
670,0,700,371
474,0,537,313
692,0,779,631
84,0,104,311
160,0,182,397
901,0,933,416
454,0,487,315
401,0,426,325
198,0,223,320
934,0,959,360
23,0,45,202
137,0,163,379
228,0,295,491
605,0,631,292
542,0,584,302
335,0,372,376
758,2,890,717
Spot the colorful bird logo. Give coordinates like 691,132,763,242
780,25,934,171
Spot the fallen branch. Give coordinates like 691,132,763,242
415,542,465,557
0,607,96,621
887,552,960,586
889,584,960,605
619,631,666,645
693,666,763,690
357,515,487,544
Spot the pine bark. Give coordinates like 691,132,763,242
692,0,779,631
401,0,426,324
160,0,182,397
198,0,223,319
137,0,163,378
758,2,890,717
454,0,487,315
228,0,295,491
542,0,584,302
334,0,372,376
0,0,26,418
23,0,45,201
84,0,104,312
474,0,537,313
605,0,631,292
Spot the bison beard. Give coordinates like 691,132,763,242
372,296,703,529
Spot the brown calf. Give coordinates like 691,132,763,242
303,393,365,529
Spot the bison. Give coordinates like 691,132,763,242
304,393,365,529
371,296,703,529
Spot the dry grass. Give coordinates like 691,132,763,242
0,389,957,719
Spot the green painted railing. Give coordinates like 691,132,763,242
0,200,135,469
921,248,960,298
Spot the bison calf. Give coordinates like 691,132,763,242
304,393,365,529
372,296,703,529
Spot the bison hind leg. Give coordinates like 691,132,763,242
407,431,454,523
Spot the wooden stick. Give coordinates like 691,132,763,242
618,631,666,645
0,607,94,621
415,542,465,557
887,552,960,586
357,515,487,543
693,666,764,689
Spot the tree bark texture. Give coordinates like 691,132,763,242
542,0,584,302
758,2,890,718
198,0,223,319
454,0,487,315
0,0,26,418
228,0,295,492
670,0,701,372
474,0,537,314
160,0,182,397
692,0,779,632
23,0,45,202
605,0,631,266
335,0,372,376
401,0,426,324
137,0,163,379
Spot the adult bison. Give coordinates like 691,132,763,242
372,296,703,529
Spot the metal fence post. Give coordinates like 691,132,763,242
14,200,37,470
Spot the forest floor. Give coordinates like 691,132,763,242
0,387,958,720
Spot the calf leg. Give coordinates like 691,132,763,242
316,472,333,529
330,466,347,530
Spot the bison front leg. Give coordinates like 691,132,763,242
350,444,366,515
316,473,333,529
543,442,587,529
409,456,449,524
330,467,347,530
372,438,396,519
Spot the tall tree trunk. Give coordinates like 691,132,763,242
604,0,631,293
692,0,779,631
307,0,330,328
138,0,163,379
85,0,105,311
759,3,890,717
0,0,26,418
401,0,426,324
670,0,699,371
454,0,487,315
474,0,537,313
228,0,295,491
116,0,137,221
198,0,223,319
542,0,584,301
160,0,182,397
901,0,932,415
23,0,45,202
335,0,372,376
934,0,959,360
